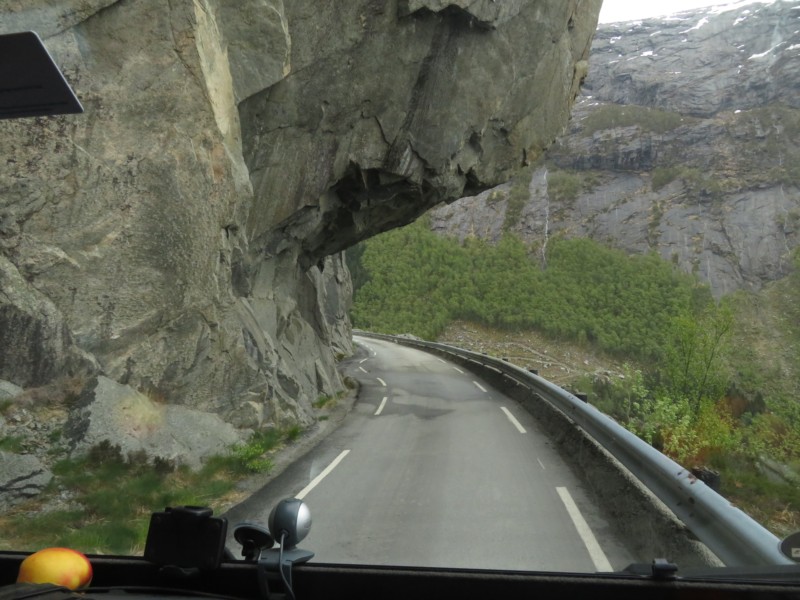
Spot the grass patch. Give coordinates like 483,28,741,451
313,394,335,410
284,424,303,442
0,436,25,453
313,390,348,412
226,429,282,474
503,165,535,231
582,104,690,136
0,425,307,555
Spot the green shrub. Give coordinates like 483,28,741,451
0,436,25,453
651,166,679,191
625,393,739,466
503,167,534,231
313,394,334,409
584,364,648,422
547,169,583,203
284,424,303,442
746,401,800,462
228,429,284,474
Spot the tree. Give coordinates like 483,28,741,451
662,304,733,407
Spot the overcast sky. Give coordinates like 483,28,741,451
597,0,766,23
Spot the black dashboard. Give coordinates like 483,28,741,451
3,552,800,600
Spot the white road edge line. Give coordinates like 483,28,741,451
375,396,388,416
377,377,387,387
473,381,487,393
556,487,613,572
500,406,526,433
296,450,351,500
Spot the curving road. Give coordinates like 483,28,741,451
225,336,634,572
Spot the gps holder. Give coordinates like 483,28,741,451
144,506,228,576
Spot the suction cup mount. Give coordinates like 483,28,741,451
238,498,314,600
233,522,274,561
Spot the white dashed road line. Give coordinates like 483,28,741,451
296,450,350,500
453,367,464,374
359,367,368,374
500,406,526,433
377,378,387,387
473,381,487,393
556,487,613,572
375,396,388,416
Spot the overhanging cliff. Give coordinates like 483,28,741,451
0,0,600,460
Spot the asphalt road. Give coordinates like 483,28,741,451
225,336,634,572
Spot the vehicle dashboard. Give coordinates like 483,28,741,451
3,551,800,600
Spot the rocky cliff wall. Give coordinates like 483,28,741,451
431,0,800,296
0,0,600,462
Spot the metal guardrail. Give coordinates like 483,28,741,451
355,331,793,567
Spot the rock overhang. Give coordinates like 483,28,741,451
0,0,602,439
240,0,602,266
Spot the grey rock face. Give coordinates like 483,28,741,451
65,376,242,469
0,451,53,508
0,255,97,387
432,1,800,296
0,380,23,400
585,1,800,117
0,0,600,454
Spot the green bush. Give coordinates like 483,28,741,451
0,436,25,453
547,170,583,203
651,166,679,191
623,391,740,466
227,428,286,474
745,399,800,462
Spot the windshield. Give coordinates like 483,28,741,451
1,0,799,585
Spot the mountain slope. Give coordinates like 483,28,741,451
431,0,800,297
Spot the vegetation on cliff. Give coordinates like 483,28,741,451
351,217,708,357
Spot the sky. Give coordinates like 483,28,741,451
597,0,762,23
